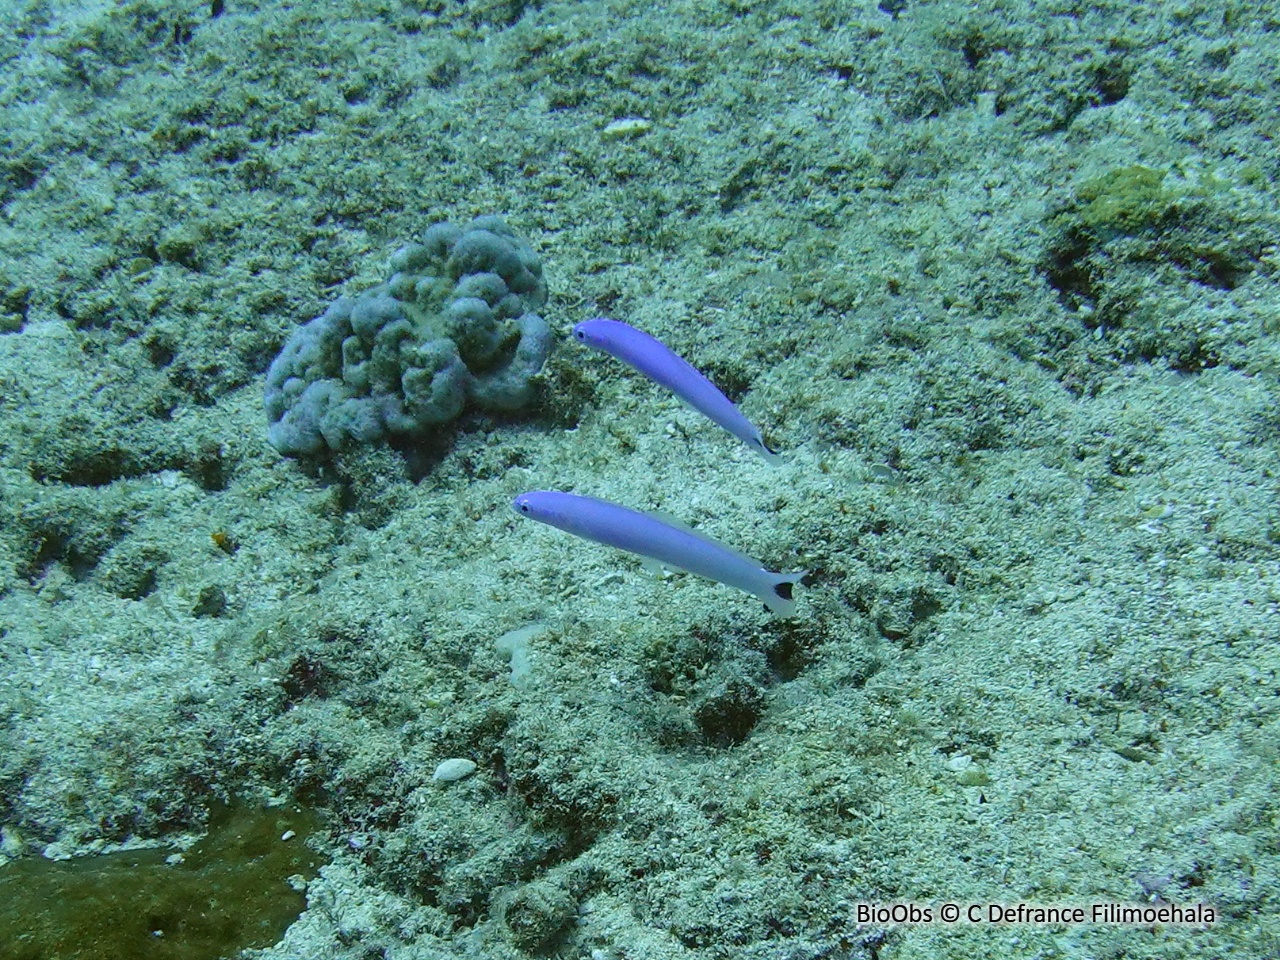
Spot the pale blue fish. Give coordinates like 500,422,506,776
514,490,803,616
573,318,782,464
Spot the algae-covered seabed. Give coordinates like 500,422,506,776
1,0,1278,957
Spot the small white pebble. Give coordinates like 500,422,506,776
280,830,296,841
432,758,478,782
602,117,652,139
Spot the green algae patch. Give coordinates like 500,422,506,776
0,802,325,960
1075,164,1172,233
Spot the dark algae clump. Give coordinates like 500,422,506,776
0,802,324,960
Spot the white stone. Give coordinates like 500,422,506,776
432,758,477,782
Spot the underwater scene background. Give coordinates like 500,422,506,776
0,0,1277,957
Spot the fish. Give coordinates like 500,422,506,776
573,318,782,464
514,490,803,616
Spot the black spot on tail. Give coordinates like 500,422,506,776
775,581,794,601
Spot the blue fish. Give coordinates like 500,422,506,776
514,490,803,616
573,318,782,464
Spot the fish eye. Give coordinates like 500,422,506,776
574,329,586,340
519,503,530,513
